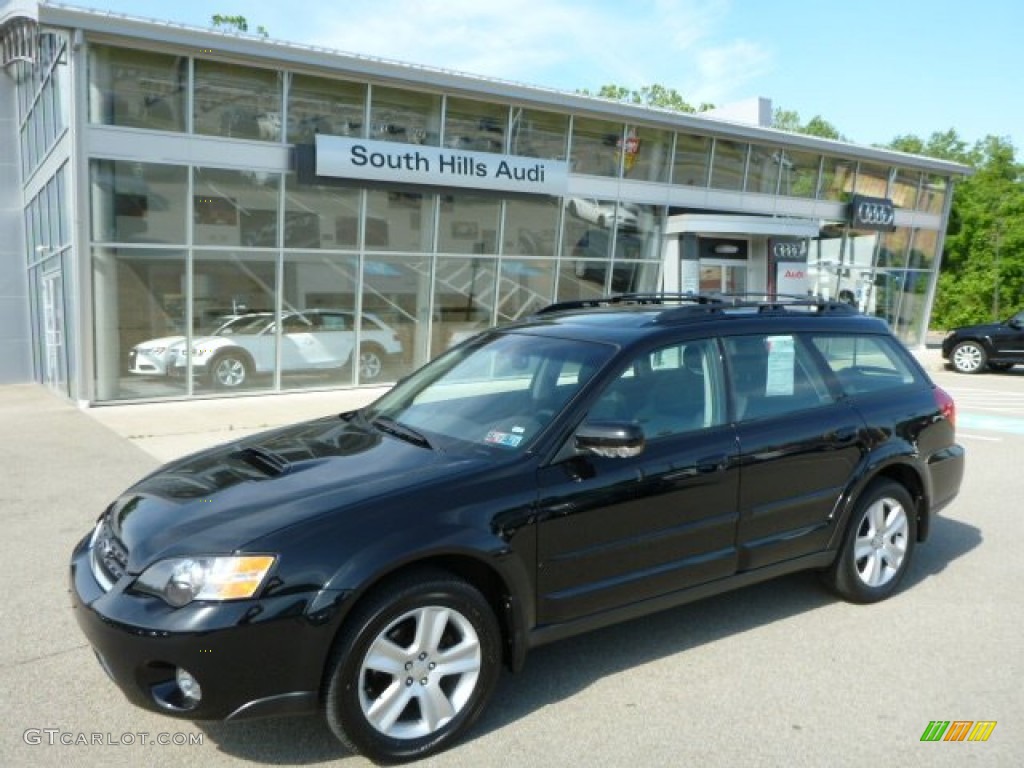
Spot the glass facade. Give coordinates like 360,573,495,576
4,29,963,402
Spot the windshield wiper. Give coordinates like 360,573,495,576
372,416,432,450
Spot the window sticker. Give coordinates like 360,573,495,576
484,430,523,448
765,335,795,396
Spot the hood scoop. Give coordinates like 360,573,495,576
235,445,291,477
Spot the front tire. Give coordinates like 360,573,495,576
358,345,386,382
208,351,251,388
950,340,987,374
824,480,917,603
323,571,501,763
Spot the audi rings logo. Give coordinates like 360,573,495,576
773,241,807,260
849,195,896,231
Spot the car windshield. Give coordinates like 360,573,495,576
365,331,615,454
215,315,273,335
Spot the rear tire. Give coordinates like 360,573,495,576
824,480,917,603
323,570,501,763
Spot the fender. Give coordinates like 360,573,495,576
311,522,536,672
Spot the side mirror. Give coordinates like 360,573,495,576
575,421,645,458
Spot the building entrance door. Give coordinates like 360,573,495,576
699,259,747,294
41,271,68,395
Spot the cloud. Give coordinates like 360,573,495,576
300,0,772,104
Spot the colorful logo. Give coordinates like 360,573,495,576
920,721,997,742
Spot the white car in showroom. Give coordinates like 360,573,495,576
134,310,402,387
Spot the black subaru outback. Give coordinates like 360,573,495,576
70,294,965,763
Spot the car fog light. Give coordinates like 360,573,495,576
176,667,202,703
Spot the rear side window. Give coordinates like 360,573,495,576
811,335,921,394
723,334,834,421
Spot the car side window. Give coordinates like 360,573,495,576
724,334,834,421
589,338,725,439
320,313,348,331
811,334,920,394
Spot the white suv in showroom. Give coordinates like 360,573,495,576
131,310,402,387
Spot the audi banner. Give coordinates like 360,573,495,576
848,195,896,232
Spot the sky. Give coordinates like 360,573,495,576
49,0,1024,154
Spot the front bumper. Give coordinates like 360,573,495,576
69,535,343,721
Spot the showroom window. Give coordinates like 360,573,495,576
673,133,711,187
854,162,892,198
503,197,560,257
437,193,501,255
709,138,748,191
819,156,855,202
194,59,282,140
193,168,282,248
368,85,441,146
624,125,672,183
510,107,568,161
776,148,821,199
891,167,921,210
90,160,188,245
284,173,361,249
364,188,435,252
444,96,507,153
286,73,366,145
88,44,186,132
745,143,783,195
570,116,623,177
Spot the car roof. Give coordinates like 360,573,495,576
501,293,893,346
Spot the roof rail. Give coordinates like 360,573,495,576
533,292,723,316
533,292,861,321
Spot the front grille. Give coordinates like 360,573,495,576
90,518,129,591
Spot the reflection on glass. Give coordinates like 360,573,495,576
673,132,712,186
884,270,930,346
438,193,500,254
776,148,821,198
287,73,366,144
710,139,748,191
361,254,431,373
92,247,189,401
510,107,568,160
875,227,909,269
624,126,672,183
88,45,186,132
918,175,947,214
284,174,360,249
369,85,441,146
194,168,281,248
190,250,277,393
571,116,623,177
819,156,855,201
746,144,782,194
432,256,498,357
364,188,435,251
855,162,891,198
90,160,188,245
908,229,937,270
891,168,921,210
444,97,507,153
497,259,556,324
194,59,282,140
503,198,559,256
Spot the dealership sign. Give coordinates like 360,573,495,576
315,135,569,195
848,194,896,232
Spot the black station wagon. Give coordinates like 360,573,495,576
70,294,965,763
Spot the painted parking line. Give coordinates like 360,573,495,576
958,412,1024,435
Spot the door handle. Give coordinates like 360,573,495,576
696,455,728,474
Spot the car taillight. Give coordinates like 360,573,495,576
934,386,956,429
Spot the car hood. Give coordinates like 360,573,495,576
106,414,492,571
133,336,185,350
951,322,1004,336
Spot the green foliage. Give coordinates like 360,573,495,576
771,107,845,140
211,14,268,38
579,84,712,113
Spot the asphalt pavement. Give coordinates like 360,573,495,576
1,349,1021,767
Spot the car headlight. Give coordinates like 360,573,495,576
134,555,276,607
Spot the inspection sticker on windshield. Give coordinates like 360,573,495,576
484,430,523,447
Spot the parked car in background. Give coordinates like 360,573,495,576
941,309,1024,373
130,310,401,386
565,197,638,229
72,294,964,762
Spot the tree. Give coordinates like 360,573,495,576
578,84,713,113
211,14,268,38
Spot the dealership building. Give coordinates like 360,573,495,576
1,1,971,404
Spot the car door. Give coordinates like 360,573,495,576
535,338,740,626
992,310,1024,360
278,313,319,371
723,333,866,571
